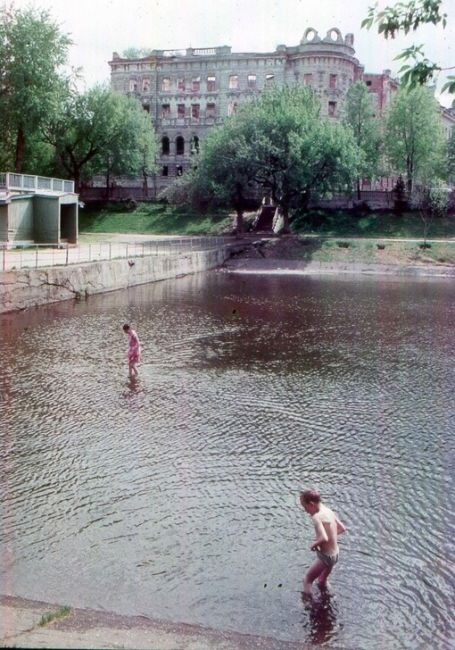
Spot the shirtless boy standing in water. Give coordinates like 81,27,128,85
300,489,346,595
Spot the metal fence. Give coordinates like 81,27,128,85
1,236,233,272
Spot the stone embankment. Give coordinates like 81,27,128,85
0,595,305,650
0,245,235,314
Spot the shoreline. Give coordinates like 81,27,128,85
0,594,307,650
223,257,455,279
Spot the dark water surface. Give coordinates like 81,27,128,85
1,271,454,649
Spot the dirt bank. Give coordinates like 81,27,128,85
0,594,309,650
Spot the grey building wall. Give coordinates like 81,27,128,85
9,198,34,242
109,28,363,193
0,205,9,241
33,197,59,243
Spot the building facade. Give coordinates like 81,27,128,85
108,27,455,196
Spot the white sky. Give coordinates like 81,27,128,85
11,0,455,106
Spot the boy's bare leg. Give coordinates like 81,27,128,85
303,558,326,595
317,565,332,586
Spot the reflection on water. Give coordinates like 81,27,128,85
1,270,454,649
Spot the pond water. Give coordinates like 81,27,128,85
1,270,454,649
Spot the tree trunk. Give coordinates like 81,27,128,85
14,127,25,173
142,170,149,198
357,177,361,200
106,167,110,201
281,205,290,234
235,208,244,236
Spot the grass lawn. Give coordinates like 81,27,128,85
79,202,232,235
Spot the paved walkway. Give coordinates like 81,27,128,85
0,595,307,650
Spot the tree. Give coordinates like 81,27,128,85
447,127,455,182
416,180,449,246
0,5,72,172
45,86,157,191
122,47,154,59
230,86,361,231
343,81,381,198
384,85,445,192
362,1,455,93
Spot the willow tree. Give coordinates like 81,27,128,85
227,86,361,231
343,81,381,198
384,85,446,192
0,5,71,172
45,86,157,191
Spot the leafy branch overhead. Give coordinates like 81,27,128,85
362,1,455,93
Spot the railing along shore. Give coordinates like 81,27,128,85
0,236,232,272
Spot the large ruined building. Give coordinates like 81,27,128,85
109,28,454,195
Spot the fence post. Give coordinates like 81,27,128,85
66,245,69,266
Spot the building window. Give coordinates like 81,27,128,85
304,73,313,86
177,78,185,91
191,136,200,154
229,75,239,89
192,77,200,92
191,104,200,119
207,75,216,91
161,104,171,118
177,104,186,118
265,74,274,86
143,103,150,113
176,136,185,155
228,101,238,116
329,74,337,89
328,101,337,117
247,74,257,89
206,102,216,118
162,165,168,176
142,78,150,92
129,79,138,92
365,80,372,86
161,77,171,91
161,136,170,155
176,165,183,176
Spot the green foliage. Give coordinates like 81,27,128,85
342,81,381,193
447,128,455,182
122,47,154,59
0,5,72,171
384,85,446,191
45,86,157,190
38,606,71,627
174,86,361,233
362,1,454,93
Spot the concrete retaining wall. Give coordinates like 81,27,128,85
0,246,231,314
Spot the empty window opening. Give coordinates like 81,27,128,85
207,76,216,91
265,74,275,85
192,77,200,92
191,136,200,154
177,104,186,118
304,73,313,85
142,78,151,92
161,77,171,91
247,74,257,89
177,78,186,91
176,136,185,155
129,79,138,92
328,101,337,116
191,104,200,119
206,102,216,118
161,104,171,118
229,75,239,89
329,74,337,89
176,165,183,176
161,136,170,155
162,165,168,176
